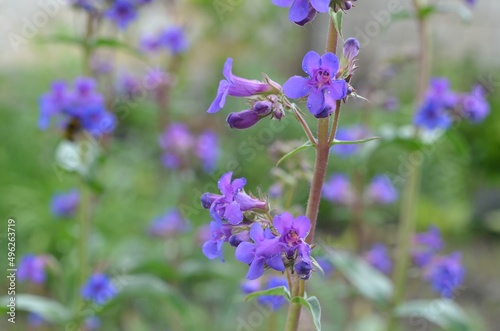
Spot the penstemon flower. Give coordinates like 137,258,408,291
140,26,189,55
80,273,117,305
147,208,190,238
330,125,371,157
322,173,354,205
272,0,330,26
364,175,398,205
50,189,80,218
363,244,392,274
423,252,465,298
283,51,348,118
414,78,456,130
195,130,219,172
105,0,138,30
411,226,444,267
17,254,47,284
202,221,233,262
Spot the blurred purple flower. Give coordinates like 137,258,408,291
365,175,398,205
382,96,399,111
315,256,335,278
272,0,330,25
39,81,71,129
161,26,188,54
235,223,286,280
322,173,353,205
28,313,45,327
159,123,193,170
148,209,190,238
414,78,457,130
105,0,137,30
201,172,267,225
240,279,261,294
202,221,233,262
461,85,490,123
84,316,101,330
412,226,443,267
330,126,369,157
283,51,347,118
139,33,162,53
269,183,283,199
364,244,392,274
18,254,46,284
195,130,219,172
116,73,141,100
81,273,117,305
257,277,289,310
90,55,113,76
424,252,465,298
207,58,276,114
51,189,80,218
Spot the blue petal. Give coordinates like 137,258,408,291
207,80,230,113
320,53,340,76
202,240,222,261
310,0,330,12
235,242,256,264
217,172,234,197
325,80,347,101
293,216,311,238
307,88,325,115
247,256,266,280
283,76,311,99
224,201,243,225
231,177,247,192
272,0,293,7
266,255,285,272
302,51,321,76
289,0,310,24
222,58,234,84
250,222,265,242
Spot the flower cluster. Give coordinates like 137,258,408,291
322,173,398,205
201,173,314,280
81,273,117,305
148,208,190,238
414,78,490,130
411,226,465,298
39,78,116,139
158,123,219,173
241,277,289,310
17,254,47,284
140,26,189,55
50,189,80,218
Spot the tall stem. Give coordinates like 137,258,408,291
284,12,340,331
82,13,94,76
387,7,430,330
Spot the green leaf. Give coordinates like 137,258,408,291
39,34,84,46
330,137,381,147
245,286,291,302
329,8,343,39
418,5,437,19
291,295,322,331
435,3,472,22
0,294,71,324
276,141,314,167
396,299,473,331
325,250,393,306
93,38,143,57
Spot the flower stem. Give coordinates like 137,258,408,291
284,10,340,331
387,6,430,330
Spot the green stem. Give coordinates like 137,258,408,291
82,12,94,76
387,7,430,331
284,10,340,331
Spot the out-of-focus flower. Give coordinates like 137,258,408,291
240,279,261,294
161,26,188,54
195,130,219,172
28,313,45,327
51,189,80,218
414,78,457,130
148,209,190,238
207,58,278,114
158,123,193,170
365,175,398,205
322,173,353,204
412,226,443,267
39,81,71,129
283,51,347,118
84,316,101,331
116,73,141,100
364,244,392,274
424,252,465,298
201,172,267,225
461,85,490,123
315,256,335,278
269,183,283,199
272,0,330,25
80,273,117,305
202,221,232,262
105,0,137,29
330,125,369,157
257,277,289,310
18,254,46,284
382,96,399,111
90,55,113,76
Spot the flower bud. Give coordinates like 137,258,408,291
201,193,219,209
294,260,313,280
227,109,260,129
343,38,360,61
229,230,250,247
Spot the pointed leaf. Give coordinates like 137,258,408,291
245,286,291,302
276,141,315,167
331,137,381,147
329,8,343,39
291,295,321,331
0,294,71,324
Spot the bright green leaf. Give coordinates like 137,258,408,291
245,286,291,302
329,8,343,39
325,250,393,306
396,299,473,331
419,5,437,19
0,294,71,324
276,141,314,167
330,137,381,147
291,295,321,331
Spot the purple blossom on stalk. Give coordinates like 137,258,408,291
235,223,286,280
200,172,267,225
202,221,232,262
424,252,465,298
322,173,353,205
51,189,80,218
365,175,398,205
17,254,46,284
364,244,392,274
272,0,330,25
39,81,71,129
148,209,190,238
461,85,490,123
257,277,289,310
28,313,45,327
161,26,188,54
80,273,117,305
412,226,443,267
414,78,457,130
105,0,137,30
330,125,369,157
195,130,219,172
343,37,360,61
283,51,347,118
207,58,278,114
226,100,273,130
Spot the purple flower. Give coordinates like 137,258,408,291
229,229,251,247
201,172,267,225
226,100,273,129
235,223,286,280
315,257,335,278
161,26,188,54
364,244,392,274
105,0,137,30
269,183,283,199
90,55,113,76
207,58,276,114
412,226,443,267
51,189,80,218
195,130,219,172
116,73,141,100
465,0,476,7
330,125,369,157
241,279,261,294
272,0,330,25
39,81,71,129
257,277,289,310
424,252,465,298
202,221,232,262
17,254,46,284
343,38,360,61
322,173,353,204
139,33,162,53
28,313,45,327
81,273,117,305
148,209,190,238
382,96,399,112
84,316,101,330
283,51,347,118
414,78,457,130
159,123,194,170
365,175,398,205
461,85,489,123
